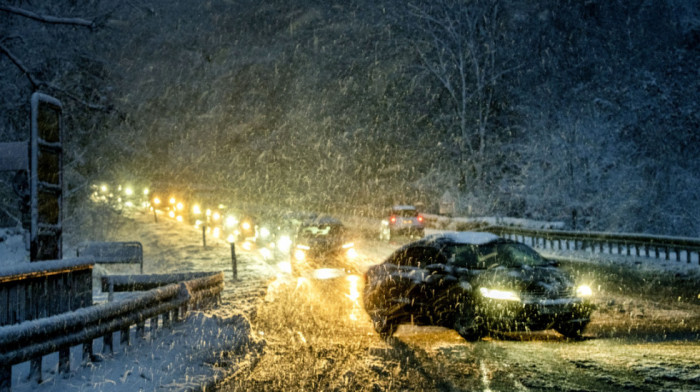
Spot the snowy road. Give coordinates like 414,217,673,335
57,209,700,391
215,243,699,391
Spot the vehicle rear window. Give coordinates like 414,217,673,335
392,209,418,218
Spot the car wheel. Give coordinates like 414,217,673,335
554,320,589,340
454,314,485,342
371,315,397,339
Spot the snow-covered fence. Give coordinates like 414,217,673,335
484,226,700,266
76,241,144,273
0,271,224,392
0,258,93,327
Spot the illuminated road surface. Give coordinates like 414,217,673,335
220,238,700,392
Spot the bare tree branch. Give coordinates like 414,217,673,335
0,42,40,89
0,5,95,29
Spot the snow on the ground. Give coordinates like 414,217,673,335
1,211,698,391
0,210,278,392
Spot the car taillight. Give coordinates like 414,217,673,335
417,215,423,223
390,216,396,223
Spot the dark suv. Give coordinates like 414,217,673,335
363,232,594,340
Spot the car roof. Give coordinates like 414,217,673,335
391,205,417,211
421,231,501,246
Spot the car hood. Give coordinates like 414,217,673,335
472,265,575,297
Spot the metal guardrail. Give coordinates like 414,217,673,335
77,241,144,273
0,271,224,391
481,225,700,266
0,258,93,327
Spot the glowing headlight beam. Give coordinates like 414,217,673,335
576,284,593,297
479,287,521,302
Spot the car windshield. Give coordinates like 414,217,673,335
445,242,549,268
299,224,341,238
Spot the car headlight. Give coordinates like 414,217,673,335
479,287,521,302
294,248,306,261
277,235,292,252
576,284,593,298
259,227,270,239
225,215,238,228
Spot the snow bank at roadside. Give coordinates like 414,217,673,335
11,310,263,392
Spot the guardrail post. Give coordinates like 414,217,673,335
83,340,95,364
58,347,70,374
103,332,113,354
28,358,42,382
1,365,10,392
120,326,130,348
151,316,159,334
163,311,172,327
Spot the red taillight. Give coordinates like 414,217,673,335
418,215,423,223
390,215,396,223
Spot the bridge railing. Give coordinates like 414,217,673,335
0,271,224,391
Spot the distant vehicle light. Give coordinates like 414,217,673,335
346,247,358,259
206,209,212,217
390,216,396,223
260,247,272,260
212,227,221,238
212,212,221,221
418,215,423,222
176,202,184,210
277,261,292,274
176,215,183,222
225,215,238,228
294,249,306,261
241,221,252,231
100,185,108,193
153,197,161,205
242,241,253,251
193,205,201,215
169,197,176,205
277,235,292,252
342,242,354,249
143,188,149,195
313,268,344,280
124,187,134,196
260,227,270,238
168,211,175,218
576,284,593,297
479,287,521,302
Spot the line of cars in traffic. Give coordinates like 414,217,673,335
97,186,594,341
